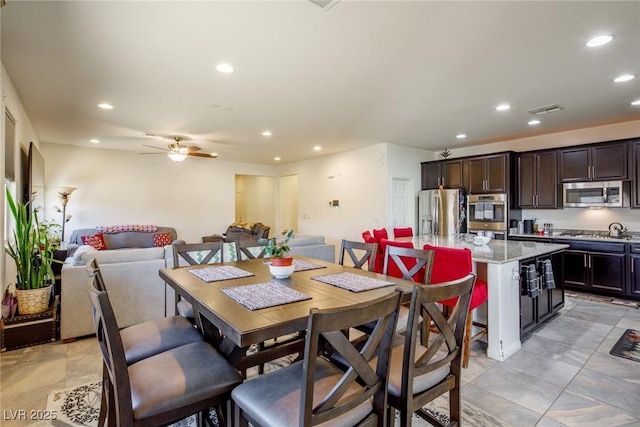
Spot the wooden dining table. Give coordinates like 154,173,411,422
159,256,415,371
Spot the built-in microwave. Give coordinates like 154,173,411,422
562,181,629,208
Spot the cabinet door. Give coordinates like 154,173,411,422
536,151,559,208
590,252,626,294
563,250,589,289
421,162,441,190
518,153,536,208
630,255,640,297
485,154,507,192
549,251,564,312
442,160,464,188
560,147,590,182
468,158,487,192
592,142,627,181
632,140,640,207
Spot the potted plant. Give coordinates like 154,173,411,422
261,229,295,278
5,188,56,315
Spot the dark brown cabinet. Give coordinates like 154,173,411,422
631,140,640,207
628,244,640,298
468,154,507,193
420,159,464,189
518,150,559,208
562,241,626,295
559,142,628,182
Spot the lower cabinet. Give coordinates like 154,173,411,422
562,241,626,295
629,244,640,298
519,251,564,336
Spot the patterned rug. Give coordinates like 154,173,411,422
566,291,640,308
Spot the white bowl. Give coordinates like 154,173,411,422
269,264,295,279
473,235,491,246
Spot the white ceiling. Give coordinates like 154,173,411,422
2,1,640,164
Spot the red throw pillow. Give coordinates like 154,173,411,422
373,228,388,241
81,233,107,251
153,232,173,247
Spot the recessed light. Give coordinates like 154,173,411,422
496,104,511,111
313,146,322,151
632,99,640,106
528,120,541,125
456,134,466,139
262,131,272,137
274,157,281,161
97,103,113,110
89,139,100,144
614,74,635,83
586,35,614,47
216,63,234,73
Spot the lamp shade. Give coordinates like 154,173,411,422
58,186,77,196
168,152,187,162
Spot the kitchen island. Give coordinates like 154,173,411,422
399,235,569,361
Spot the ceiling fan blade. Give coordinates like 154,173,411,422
188,152,218,159
142,144,169,152
186,146,202,152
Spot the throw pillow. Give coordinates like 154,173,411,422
153,232,173,247
81,233,107,251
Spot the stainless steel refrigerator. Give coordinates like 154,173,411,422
418,189,467,236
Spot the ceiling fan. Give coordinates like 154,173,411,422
140,135,218,162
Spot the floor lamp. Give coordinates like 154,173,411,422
57,187,77,242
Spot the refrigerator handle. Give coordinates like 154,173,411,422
433,195,440,235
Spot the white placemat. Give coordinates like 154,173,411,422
188,266,254,282
311,272,395,293
221,282,312,310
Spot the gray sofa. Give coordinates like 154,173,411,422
286,234,335,263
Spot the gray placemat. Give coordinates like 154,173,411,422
293,259,327,272
221,282,312,310
311,272,395,293
188,266,254,282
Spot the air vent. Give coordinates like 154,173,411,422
528,104,564,115
307,0,341,11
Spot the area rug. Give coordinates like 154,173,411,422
565,291,640,308
610,329,640,362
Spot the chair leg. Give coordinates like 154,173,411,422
462,310,472,368
99,365,108,427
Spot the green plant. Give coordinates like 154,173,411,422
39,220,62,250
260,229,294,258
5,188,57,290
439,148,451,159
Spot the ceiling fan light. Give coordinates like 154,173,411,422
168,152,187,162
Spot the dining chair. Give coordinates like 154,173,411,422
338,239,378,271
383,241,434,285
236,238,273,260
232,290,403,427
372,227,389,242
171,241,224,324
88,259,207,426
423,244,488,368
393,226,414,238
387,274,475,427
87,272,243,427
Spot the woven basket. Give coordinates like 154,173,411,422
16,286,52,315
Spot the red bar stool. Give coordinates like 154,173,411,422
393,226,414,238
423,244,488,368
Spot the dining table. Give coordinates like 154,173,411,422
159,256,416,371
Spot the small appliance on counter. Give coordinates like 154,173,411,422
523,219,534,234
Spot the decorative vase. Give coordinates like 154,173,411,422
269,264,295,279
1,291,18,319
270,257,293,267
15,285,52,315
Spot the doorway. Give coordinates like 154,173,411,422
390,177,414,231
234,175,276,229
278,175,298,234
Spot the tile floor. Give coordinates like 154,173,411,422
1,295,639,426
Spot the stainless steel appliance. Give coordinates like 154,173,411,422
467,193,508,239
563,181,629,208
418,189,467,236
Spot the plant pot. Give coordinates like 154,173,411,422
270,257,293,267
15,286,52,315
269,264,295,279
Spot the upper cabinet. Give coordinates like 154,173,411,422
559,141,628,182
631,139,640,208
518,150,560,209
420,159,464,189
468,153,508,193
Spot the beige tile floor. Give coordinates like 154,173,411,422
1,295,639,426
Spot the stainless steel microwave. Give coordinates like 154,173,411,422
563,181,629,208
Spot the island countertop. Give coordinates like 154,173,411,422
398,235,569,264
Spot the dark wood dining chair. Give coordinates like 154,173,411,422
387,274,475,427
383,243,434,285
232,290,403,427
235,238,273,260
338,239,378,271
87,272,243,427
171,241,224,323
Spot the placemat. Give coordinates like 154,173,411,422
293,259,327,272
610,329,640,362
221,282,312,310
188,266,254,282
311,272,395,293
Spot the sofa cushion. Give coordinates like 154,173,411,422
153,232,173,247
72,245,98,265
80,247,165,265
286,235,325,247
81,233,107,250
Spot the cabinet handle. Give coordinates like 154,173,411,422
632,262,634,273
588,165,591,179
584,254,587,268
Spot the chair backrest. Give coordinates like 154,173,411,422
393,227,414,238
422,244,473,284
395,274,475,421
87,273,134,424
338,239,378,271
383,241,434,285
372,228,389,241
236,238,274,260
301,289,402,426
172,241,223,267
86,258,106,291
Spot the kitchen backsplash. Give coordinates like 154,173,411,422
520,208,640,233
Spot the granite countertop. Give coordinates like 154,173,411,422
409,235,569,265
510,231,640,242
